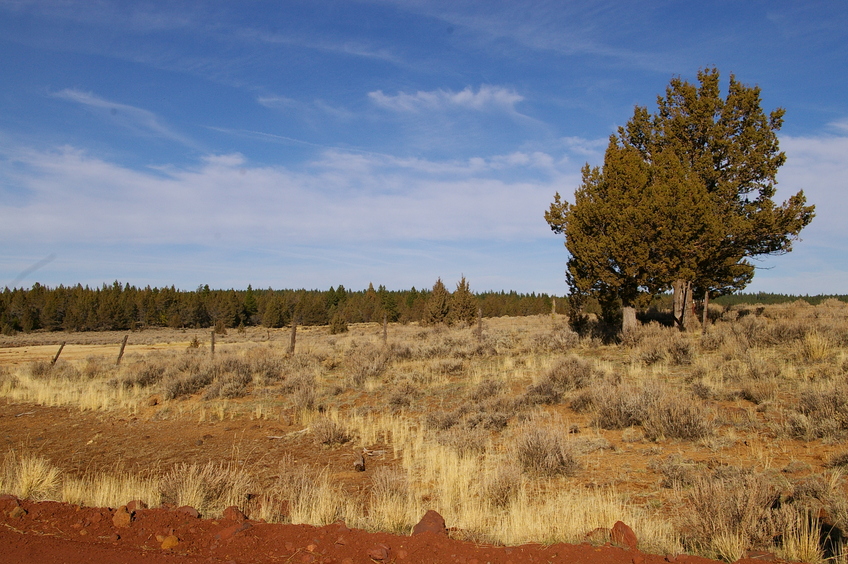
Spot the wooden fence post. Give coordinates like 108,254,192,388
382,314,388,346
116,334,129,366
51,342,66,366
210,330,216,357
288,319,297,355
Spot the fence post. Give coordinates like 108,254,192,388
382,314,388,346
116,334,128,366
288,318,297,355
210,330,216,357
51,342,66,366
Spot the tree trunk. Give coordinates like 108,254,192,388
673,279,700,331
622,306,638,334
673,279,686,329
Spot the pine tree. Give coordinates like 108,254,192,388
424,278,451,325
449,276,477,327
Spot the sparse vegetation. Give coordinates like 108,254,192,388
1,300,847,560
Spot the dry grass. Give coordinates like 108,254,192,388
1,302,847,559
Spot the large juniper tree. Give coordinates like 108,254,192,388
547,68,815,332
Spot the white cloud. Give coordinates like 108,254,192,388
778,131,848,240
0,144,575,250
369,85,524,114
52,89,195,146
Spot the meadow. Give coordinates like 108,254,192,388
1,300,847,562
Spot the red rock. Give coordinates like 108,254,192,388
222,505,246,522
632,554,645,564
367,544,390,561
175,505,200,518
112,506,133,528
161,535,179,549
611,521,638,551
126,500,147,512
215,521,252,541
8,506,27,519
412,510,447,536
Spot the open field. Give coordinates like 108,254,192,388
2,301,848,562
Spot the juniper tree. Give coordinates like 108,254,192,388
424,278,451,325
449,276,477,326
547,68,814,332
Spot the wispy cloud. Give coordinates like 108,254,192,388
0,144,573,250
245,29,404,65
52,89,196,147
369,85,524,114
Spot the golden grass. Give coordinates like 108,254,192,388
1,302,847,558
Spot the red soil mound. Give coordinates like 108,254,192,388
0,496,778,564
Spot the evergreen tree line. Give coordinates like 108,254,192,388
0,278,563,334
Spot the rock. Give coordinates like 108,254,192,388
126,500,147,512
412,510,447,536
223,506,247,522
367,543,391,561
216,521,252,541
611,521,638,551
354,453,365,472
6,504,25,519
112,506,133,528
175,505,200,518
161,535,179,549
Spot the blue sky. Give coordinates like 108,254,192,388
1,1,846,295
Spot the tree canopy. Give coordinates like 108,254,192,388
546,68,815,331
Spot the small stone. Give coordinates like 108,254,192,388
161,535,179,550
79,529,88,536
110,533,121,542
9,506,27,519
367,544,390,561
126,500,148,512
412,510,447,536
354,453,365,472
223,505,247,522
175,505,200,518
215,522,252,541
632,554,645,564
112,506,133,528
611,521,638,551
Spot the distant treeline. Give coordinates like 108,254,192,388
2,283,843,335
0,281,564,334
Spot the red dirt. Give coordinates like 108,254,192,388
0,496,782,564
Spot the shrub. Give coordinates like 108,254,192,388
160,461,253,517
513,425,579,477
521,356,593,406
329,313,348,335
162,370,214,400
591,383,658,430
683,470,784,560
346,344,390,386
484,463,522,508
643,393,715,441
311,416,354,446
